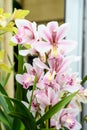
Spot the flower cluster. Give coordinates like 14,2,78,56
11,19,87,130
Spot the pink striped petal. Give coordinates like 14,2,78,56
15,19,32,29
56,23,69,41
38,24,52,42
34,41,52,53
58,40,77,53
33,58,49,70
47,21,59,34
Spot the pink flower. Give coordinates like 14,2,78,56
56,73,81,93
16,73,34,89
48,55,80,74
16,58,48,89
59,112,81,130
34,87,59,113
76,88,87,103
24,58,49,80
34,21,77,56
11,19,38,45
37,70,60,91
51,108,81,130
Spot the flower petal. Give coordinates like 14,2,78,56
47,21,59,34
15,19,32,29
19,50,30,56
33,58,49,70
58,40,77,53
34,41,52,53
16,74,22,84
38,24,52,42
56,23,69,40
23,63,33,73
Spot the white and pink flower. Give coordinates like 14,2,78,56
14,20,86,130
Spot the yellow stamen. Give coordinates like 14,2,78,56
66,118,72,124
26,77,31,82
48,71,56,82
52,46,58,57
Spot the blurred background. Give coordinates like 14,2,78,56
0,0,87,129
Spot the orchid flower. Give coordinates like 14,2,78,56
32,87,59,115
34,21,77,57
11,19,38,45
16,58,49,89
56,73,82,93
48,55,80,74
51,108,81,130
14,19,87,130
75,88,87,103
37,70,60,91
16,73,34,89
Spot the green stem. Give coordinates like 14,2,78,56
0,31,7,35
2,73,11,87
29,76,37,110
45,106,50,129
81,75,87,85
15,45,24,100
2,55,14,87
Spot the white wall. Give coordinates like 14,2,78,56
65,0,84,128
65,0,83,77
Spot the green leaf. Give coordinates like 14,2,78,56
81,75,87,85
12,118,25,130
0,93,13,129
0,22,15,32
40,128,56,130
0,96,13,129
0,96,9,112
0,8,3,14
0,8,11,18
23,44,31,49
3,13,11,18
12,8,30,19
0,63,11,73
0,50,4,61
9,112,34,130
0,84,13,111
0,31,7,35
0,108,11,128
9,41,17,46
12,27,18,34
8,98,37,130
36,91,78,125
0,83,9,96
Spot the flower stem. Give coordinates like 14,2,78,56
15,45,24,100
46,106,50,128
29,76,37,110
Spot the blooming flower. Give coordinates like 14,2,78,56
11,19,38,45
16,73,34,89
34,21,77,57
16,58,49,89
51,108,81,130
13,19,87,130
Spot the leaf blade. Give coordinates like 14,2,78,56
36,91,78,125
8,98,37,130
81,75,87,85
0,108,11,128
